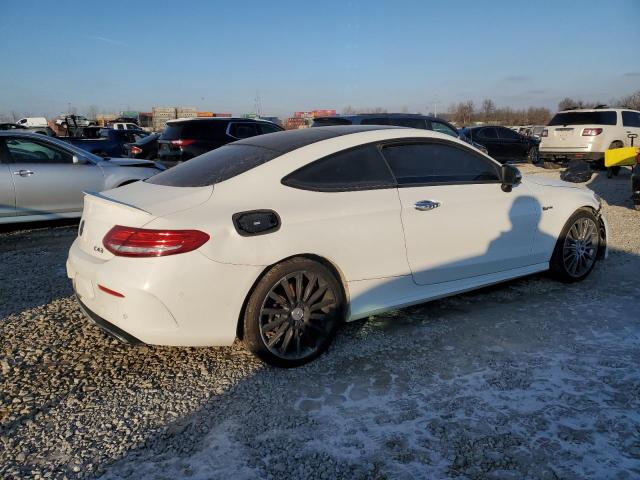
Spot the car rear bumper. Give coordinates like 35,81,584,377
67,239,264,346
539,151,602,162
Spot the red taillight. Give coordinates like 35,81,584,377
103,226,210,258
130,146,142,155
170,139,196,147
541,129,548,137
582,128,603,136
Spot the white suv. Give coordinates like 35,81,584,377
539,108,640,167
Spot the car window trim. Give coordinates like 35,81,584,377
378,137,502,188
5,136,77,165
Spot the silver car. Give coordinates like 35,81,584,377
0,131,163,224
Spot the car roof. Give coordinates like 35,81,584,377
557,108,637,113
317,113,442,121
167,117,276,124
232,125,402,154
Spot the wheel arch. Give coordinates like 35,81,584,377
568,205,608,260
235,253,349,340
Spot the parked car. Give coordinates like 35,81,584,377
55,114,94,127
125,132,160,160
16,117,48,128
0,123,56,136
531,126,546,139
63,128,150,158
313,113,489,154
0,123,28,131
110,117,139,126
67,126,607,367
632,149,640,210
539,108,640,168
157,117,283,168
0,131,163,224
460,126,540,163
110,122,143,131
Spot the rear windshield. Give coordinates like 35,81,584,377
161,121,228,141
312,117,353,126
145,144,280,187
548,111,617,126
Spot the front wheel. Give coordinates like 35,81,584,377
243,258,345,367
550,209,600,283
526,147,539,164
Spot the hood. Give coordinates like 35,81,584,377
524,176,581,189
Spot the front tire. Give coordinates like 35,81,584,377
550,209,600,283
243,258,345,367
526,146,539,164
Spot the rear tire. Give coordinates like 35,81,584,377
550,209,600,283
243,258,345,368
526,147,539,164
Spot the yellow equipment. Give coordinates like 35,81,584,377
604,146,639,168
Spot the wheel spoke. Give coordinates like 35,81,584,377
280,326,295,353
262,308,289,316
310,298,337,312
266,323,289,348
280,279,295,305
307,284,328,306
295,273,303,302
261,317,287,333
295,330,301,356
268,291,289,307
302,273,317,302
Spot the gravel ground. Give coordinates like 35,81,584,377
1,165,639,480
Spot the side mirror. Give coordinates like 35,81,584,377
72,155,86,165
501,164,522,192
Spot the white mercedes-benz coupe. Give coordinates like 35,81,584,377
67,126,608,367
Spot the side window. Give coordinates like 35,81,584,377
258,123,282,134
228,122,259,139
497,127,521,140
478,128,498,139
360,117,391,125
431,121,458,137
283,144,395,191
390,118,428,129
622,111,640,128
381,142,500,185
5,138,74,164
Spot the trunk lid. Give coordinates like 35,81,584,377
77,181,213,260
540,127,586,149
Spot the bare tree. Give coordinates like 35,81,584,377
615,90,640,110
481,99,496,123
342,105,357,115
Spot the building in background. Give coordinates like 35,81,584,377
286,109,336,129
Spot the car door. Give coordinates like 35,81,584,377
0,139,16,218
380,140,539,285
497,127,528,160
475,127,503,159
5,136,104,216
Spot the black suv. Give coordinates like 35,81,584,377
313,114,488,154
157,118,283,167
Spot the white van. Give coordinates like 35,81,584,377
16,117,48,128
539,108,640,166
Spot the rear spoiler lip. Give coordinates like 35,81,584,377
83,190,151,215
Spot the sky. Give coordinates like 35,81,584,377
1,0,639,119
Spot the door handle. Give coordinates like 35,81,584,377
414,200,441,211
13,170,35,177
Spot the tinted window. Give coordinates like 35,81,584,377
497,127,520,140
622,111,640,127
431,121,458,137
382,142,500,185
360,117,391,125
6,138,74,164
312,117,352,126
548,111,617,126
228,122,259,139
146,144,280,187
478,128,498,139
258,123,282,134
283,144,395,191
162,121,228,142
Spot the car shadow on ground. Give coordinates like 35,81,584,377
585,168,636,209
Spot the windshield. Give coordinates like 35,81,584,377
548,111,617,126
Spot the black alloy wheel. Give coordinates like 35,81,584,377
243,258,345,367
